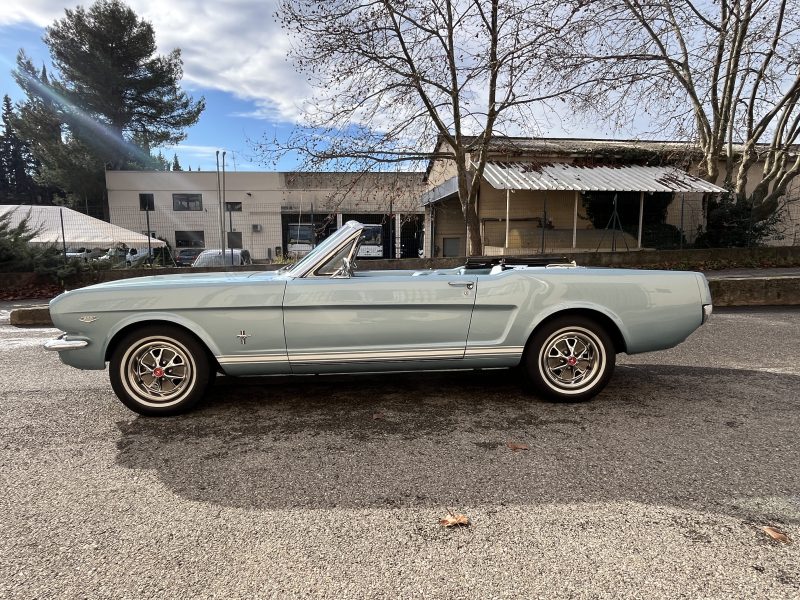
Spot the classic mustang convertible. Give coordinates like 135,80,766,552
45,220,712,416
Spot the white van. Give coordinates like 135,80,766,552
191,249,253,267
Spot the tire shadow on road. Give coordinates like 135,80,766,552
114,364,800,524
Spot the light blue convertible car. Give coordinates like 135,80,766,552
45,220,712,416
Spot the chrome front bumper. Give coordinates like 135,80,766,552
44,333,89,351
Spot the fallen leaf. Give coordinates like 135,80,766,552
506,441,530,452
762,526,791,543
371,412,385,420
439,509,470,528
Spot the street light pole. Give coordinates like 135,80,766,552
222,151,229,265
216,151,224,256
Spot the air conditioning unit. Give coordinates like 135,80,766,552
252,224,263,232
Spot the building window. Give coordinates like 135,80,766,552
225,202,242,212
139,193,154,211
173,193,203,211
175,231,205,248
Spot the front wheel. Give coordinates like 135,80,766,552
523,316,615,402
109,326,211,416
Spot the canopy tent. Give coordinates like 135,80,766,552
479,162,727,249
0,205,165,248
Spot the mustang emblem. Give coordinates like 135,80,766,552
78,316,98,323
236,330,252,345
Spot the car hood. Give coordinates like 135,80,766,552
75,270,281,291
49,270,287,322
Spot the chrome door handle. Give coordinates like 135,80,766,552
448,281,474,289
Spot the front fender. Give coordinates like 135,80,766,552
103,312,224,361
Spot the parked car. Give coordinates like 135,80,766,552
191,248,252,267
125,247,153,267
174,248,204,266
126,246,176,267
45,220,712,416
65,247,107,261
96,247,128,266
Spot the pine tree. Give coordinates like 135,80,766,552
172,153,182,171
14,60,103,214
155,150,168,171
13,0,204,214
0,94,40,203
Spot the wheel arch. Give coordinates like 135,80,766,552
104,317,221,372
526,307,628,355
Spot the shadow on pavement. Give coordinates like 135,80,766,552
115,365,799,522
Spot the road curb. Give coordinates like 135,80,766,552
7,276,798,327
10,306,53,327
707,276,800,307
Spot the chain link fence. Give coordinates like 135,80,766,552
6,202,424,271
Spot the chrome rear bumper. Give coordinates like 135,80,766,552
702,304,713,324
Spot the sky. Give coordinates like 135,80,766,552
0,0,314,172
0,1,628,174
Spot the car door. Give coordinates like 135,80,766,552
283,272,478,373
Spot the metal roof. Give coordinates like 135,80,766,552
421,176,459,205
481,161,726,193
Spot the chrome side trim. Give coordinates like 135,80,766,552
44,334,89,351
465,346,525,357
217,346,525,365
218,354,288,364
290,348,465,363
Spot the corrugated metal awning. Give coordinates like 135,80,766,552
481,161,726,193
421,175,459,206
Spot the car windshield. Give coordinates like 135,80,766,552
283,221,362,276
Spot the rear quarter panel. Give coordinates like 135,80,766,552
471,269,704,354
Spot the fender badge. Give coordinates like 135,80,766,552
236,330,252,345
79,316,98,323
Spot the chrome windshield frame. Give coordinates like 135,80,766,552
285,220,364,279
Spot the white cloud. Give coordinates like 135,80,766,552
0,2,64,27
0,0,309,124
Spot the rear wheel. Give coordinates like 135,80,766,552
109,326,211,416
523,316,615,402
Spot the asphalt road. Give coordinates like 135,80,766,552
0,307,798,599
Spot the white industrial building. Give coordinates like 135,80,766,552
105,170,426,261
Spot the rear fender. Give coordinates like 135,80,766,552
524,302,631,352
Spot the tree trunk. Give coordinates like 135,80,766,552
465,201,482,256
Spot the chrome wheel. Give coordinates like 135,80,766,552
110,326,211,415
539,327,604,392
524,317,615,402
123,339,195,404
